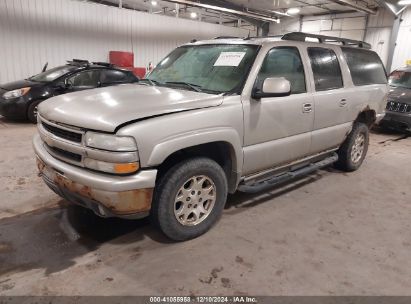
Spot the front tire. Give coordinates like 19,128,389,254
27,100,42,123
335,122,369,172
151,157,228,241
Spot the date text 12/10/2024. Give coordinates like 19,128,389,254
149,296,258,303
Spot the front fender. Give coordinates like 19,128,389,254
116,96,244,180
147,127,243,173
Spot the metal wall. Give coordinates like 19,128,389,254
364,8,395,67
301,12,367,41
0,0,251,83
268,10,395,67
391,7,411,71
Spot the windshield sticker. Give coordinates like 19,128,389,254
214,52,246,67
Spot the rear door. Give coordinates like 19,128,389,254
307,46,351,154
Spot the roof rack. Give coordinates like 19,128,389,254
67,59,89,66
214,36,241,39
281,32,371,49
243,35,282,40
92,61,114,67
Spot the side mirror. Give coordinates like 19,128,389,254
252,77,291,100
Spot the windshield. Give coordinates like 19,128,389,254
29,65,78,82
147,44,259,94
389,70,411,89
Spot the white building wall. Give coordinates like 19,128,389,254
391,7,411,71
301,12,367,41
0,0,252,83
268,17,301,36
269,9,394,67
364,8,395,67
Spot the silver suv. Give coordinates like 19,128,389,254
33,32,388,241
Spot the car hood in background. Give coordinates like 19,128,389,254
39,84,223,132
388,86,411,104
0,79,43,91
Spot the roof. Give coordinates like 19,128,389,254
65,60,132,72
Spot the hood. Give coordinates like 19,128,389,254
39,84,223,132
0,79,43,91
388,86,411,105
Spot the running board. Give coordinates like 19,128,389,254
238,153,338,194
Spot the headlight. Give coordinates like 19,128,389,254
84,158,139,174
85,132,137,151
3,87,31,100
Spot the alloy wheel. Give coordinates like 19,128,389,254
173,175,216,226
351,133,365,163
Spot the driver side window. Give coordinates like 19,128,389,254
256,47,306,94
67,70,101,88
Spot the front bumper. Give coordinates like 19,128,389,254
33,134,157,219
0,96,29,120
379,111,411,131
375,113,385,125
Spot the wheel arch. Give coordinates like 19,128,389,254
355,107,377,128
26,98,47,120
147,129,243,193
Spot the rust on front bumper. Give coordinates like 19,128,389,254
37,157,153,216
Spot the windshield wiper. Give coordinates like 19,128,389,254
165,81,203,92
140,78,160,86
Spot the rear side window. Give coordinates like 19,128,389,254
101,70,134,84
67,70,101,87
341,48,387,86
308,47,343,91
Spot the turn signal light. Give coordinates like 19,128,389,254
114,162,140,174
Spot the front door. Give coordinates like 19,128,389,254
242,46,314,175
65,70,102,92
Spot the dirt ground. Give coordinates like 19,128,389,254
0,117,410,296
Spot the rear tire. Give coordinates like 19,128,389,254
151,157,228,241
335,122,369,172
27,100,42,124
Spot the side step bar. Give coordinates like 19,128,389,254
238,153,338,194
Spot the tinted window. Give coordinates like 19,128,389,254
342,47,387,86
308,47,343,91
101,70,133,84
256,47,306,94
67,70,101,87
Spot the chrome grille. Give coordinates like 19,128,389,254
41,121,82,143
45,144,82,162
386,101,411,113
38,115,139,170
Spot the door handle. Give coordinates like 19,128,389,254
339,99,347,107
302,103,313,113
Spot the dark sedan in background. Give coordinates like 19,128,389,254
0,60,139,123
380,67,411,132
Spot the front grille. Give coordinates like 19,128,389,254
42,122,82,143
386,101,411,113
46,144,82,162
